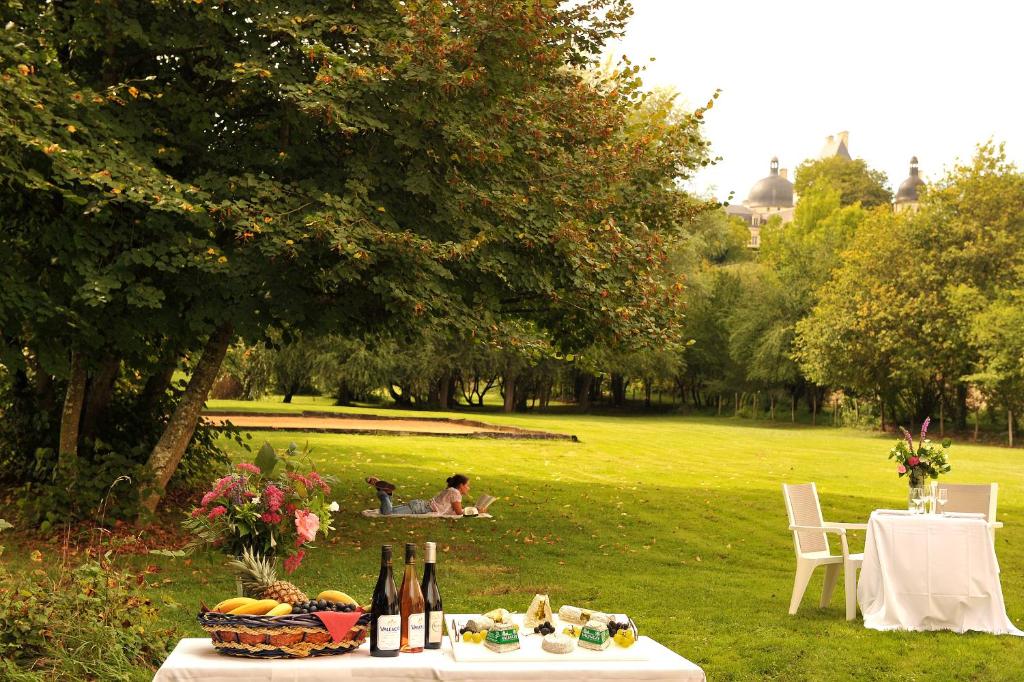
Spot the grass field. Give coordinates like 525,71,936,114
11,399,1023,680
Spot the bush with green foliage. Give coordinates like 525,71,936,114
0,554,178,681
1,383,231,529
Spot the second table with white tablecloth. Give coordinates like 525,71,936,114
857,510,1022,635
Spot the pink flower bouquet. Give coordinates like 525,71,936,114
184,442,337,573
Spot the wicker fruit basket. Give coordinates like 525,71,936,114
198,610,370,658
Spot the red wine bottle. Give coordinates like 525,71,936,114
370,545,400,657
421,542,443,649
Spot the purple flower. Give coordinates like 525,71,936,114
920,417,931,442
899,426,914,452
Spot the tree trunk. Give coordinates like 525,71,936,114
58,351,88,468
282,391,294,403
502,374,517,414
438,370,452,410
791,394,796,423
734,392,739,416
973,409,980,442
140,353,179,414
956,384,968,431
141,324,233,516
1009,409,1014,448
718,393,723,416
576,373,594,413
80,356,120,441
610,373,626,407
811,393,817,426
334,380,353,406
880,396,886,432
644,383,652,409
770,394,776,421
26,351,56,413
939,398,944,438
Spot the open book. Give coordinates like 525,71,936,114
465,494,496,516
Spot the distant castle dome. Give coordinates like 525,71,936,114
747,157,794,208
896,156,925,204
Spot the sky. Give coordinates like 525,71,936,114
606,0,1024,202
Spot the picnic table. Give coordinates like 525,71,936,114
154,624,706,681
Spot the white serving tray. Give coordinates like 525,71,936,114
446,613,651,663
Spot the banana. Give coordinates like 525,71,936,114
317,590,357,605
213,597,257,613
266,603,293,616
228,599,280,615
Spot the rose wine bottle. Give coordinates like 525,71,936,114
399,542,426,653
370,545,400,657
421,541,443,650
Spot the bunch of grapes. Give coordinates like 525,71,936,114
533,621,555,636
458,626,489,643
292,599,358,614
608,619,637,647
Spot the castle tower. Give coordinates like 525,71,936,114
895,156,925,213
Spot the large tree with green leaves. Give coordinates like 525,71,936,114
793,155,893,208
1,0,714,517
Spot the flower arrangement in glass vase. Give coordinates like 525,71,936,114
184,442,338,574
888,417,952,491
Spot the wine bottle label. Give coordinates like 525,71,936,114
428,610,444,643
377,615,401,650
408,612,425,648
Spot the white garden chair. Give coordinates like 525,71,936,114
936,482,1003,543
782,483,867,621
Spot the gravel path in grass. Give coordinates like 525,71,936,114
202,411,574,440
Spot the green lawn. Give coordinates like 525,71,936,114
15,402,1024,680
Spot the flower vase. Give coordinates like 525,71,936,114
907,471,926,511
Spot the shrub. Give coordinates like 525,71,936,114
5,390,232,529
0,552,178,681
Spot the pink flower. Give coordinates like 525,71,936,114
907,456,920,467
294,510,320,543
897,464,907,474
260,512,282,524
201,491,218,506
207,505,228,520
236,462,261,475
264,484,284,512
191,507,207,518
283,550,305,574
306,471,331,493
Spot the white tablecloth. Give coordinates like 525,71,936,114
153,637,706,681
858,510,1022,635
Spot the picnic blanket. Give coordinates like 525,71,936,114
361,509,493,519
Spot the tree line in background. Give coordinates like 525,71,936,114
224,144,1024,451
0,0,716,523
2,1,1021,530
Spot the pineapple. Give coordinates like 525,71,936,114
227,547,308,605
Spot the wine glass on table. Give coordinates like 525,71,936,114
910,487,925,514
937,488,949,514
